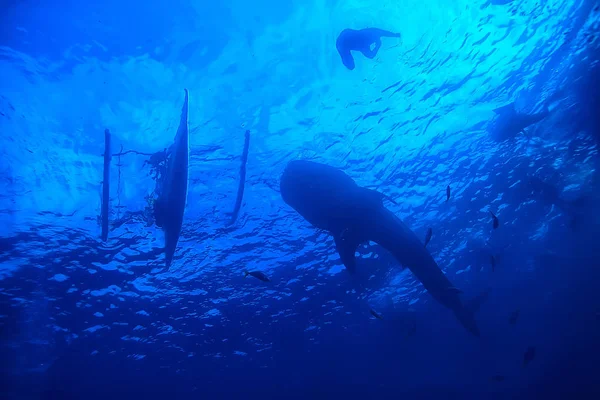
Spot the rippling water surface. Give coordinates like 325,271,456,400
1,0,600,398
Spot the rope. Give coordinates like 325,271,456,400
112,149,156,157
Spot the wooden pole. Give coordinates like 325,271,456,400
101,129,111,241
229,130,250,225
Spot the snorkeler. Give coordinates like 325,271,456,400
335,28,401,70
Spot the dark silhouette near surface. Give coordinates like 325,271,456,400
336,28,401,70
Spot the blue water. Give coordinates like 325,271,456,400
1,0,600,398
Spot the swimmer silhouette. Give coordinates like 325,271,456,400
336,28,401,70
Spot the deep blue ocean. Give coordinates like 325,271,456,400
1,0,600,399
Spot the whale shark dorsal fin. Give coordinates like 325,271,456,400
334,228,363,273
493,102,516,116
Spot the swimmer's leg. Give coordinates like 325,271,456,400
339,50,356,70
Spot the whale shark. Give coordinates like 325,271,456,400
154,89,189,268
488,101,556,142
280,160,486,336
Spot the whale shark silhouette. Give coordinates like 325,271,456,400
280,160,487,336
154,89,189,268
488,101,556,142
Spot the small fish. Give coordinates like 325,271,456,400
509,310,520,325
523,346,536,367
424,228,433,247
369,308,384,320
490,375,506,382
243,270,270,282
490,255,496,272
490,210,499,229
446,185,451,202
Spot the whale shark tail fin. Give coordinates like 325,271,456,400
455,288,492,337
243,270,249,278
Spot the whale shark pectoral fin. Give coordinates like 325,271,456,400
334,230,361,273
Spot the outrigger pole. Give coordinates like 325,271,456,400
101,129,111,241
229,130,250,225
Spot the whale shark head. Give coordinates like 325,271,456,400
280,160,383,233
490,101,555,141
281,160,388,273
